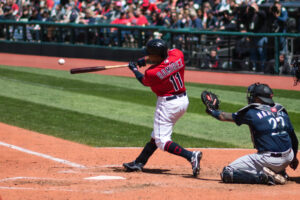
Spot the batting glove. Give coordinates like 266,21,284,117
137,57,146,67
128,62,138,71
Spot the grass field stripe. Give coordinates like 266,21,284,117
0,141,86,169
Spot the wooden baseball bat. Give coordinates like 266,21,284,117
70,64,128,74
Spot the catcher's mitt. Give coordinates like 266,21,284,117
201,91,220,110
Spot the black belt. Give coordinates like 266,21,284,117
166,92,186,101
270,153,282,157
270,149,291,157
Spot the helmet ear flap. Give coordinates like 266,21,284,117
247,82,259,104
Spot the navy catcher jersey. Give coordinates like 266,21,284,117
232,103,293,152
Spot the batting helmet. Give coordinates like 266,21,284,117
247,83,274,105
144,39,168,59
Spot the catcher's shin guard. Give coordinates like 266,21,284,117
221,166,274,185
263,167,287,185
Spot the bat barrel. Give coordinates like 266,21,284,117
70,66,105,74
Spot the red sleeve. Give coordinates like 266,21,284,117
142,68,159,86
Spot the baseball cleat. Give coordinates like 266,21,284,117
191,151,202,177
263,167,287,185
259,171,275,185
123,161,144,172
280,170,289,180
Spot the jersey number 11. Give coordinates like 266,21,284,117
169,72,183,91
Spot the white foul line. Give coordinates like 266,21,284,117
0,141,86,169
84,175,125,180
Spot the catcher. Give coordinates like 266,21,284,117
201,83,298,185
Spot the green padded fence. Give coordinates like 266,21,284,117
0,20,299,74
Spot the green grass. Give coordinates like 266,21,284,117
0,65,299,148
0,95,235,148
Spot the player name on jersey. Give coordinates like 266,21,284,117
156,58,184,80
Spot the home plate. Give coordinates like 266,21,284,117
84,175,126,180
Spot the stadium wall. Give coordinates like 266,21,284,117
0,41,144,61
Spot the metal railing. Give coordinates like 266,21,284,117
0,20,299,74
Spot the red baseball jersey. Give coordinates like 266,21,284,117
142,49,186,96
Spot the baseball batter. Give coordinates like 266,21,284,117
123,39,202,177
204,83,299,185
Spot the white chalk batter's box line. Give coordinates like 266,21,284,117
0,141,255,168
96,147,255,150
0,140,257,170
0,176,125,184
0,142,125,182
0,141,86,169
0,185,117,194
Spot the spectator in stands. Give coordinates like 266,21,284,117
187,0,197,16
265,53,290,75
83,8,97,24
176,0,189,9
177,9,190,28
211,0,222,14
134,8,149,26
244,3,268,72
19,6,30,22
2,0,17,20
203,9,218,30
269,0,288,53
107,1,123,22
62,2,80,23
97,1,112,22
154,8,171,27
51,4,66,22
0,1,4,20
189,10,203,29
110,11,131,45
41,9,52,22
140,0,160,14
233,28,251,70
203,47,220,69
128,9,137,25
170,11,181,29
29,7,42,21
124,0,136,12
111,10,131,26
218,10,237,31
218,0,231,13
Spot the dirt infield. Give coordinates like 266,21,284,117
0,123,300,200
0,53,299,200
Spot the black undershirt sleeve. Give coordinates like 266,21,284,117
133,70,144,85
289,129,299,158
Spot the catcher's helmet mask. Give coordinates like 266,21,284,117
247,83,274,105
143,39,168,59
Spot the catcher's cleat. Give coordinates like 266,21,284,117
259,171,275,185
263,167,287,185
123,161,144,172
279,170,289,181
191,151,202,177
